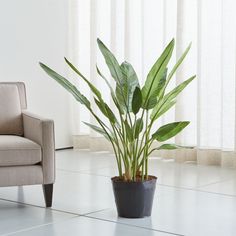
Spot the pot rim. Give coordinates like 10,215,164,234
111,175,157,184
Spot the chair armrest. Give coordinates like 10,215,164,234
22,110,55,184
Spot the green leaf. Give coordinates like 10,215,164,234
39,62,90,109
83,122,110,140
65,58,118,124
124,119,133,142
156,143,194,150
134,118,143,139
144,96,158,110
116,61,140,112
104,104,117,124
142,39,175,109
96,65,124,115
148,143,193,155
132,86,142,114
94,98,116,124
94,98,107,115
166,43,191,85
152,121,190,142
156,68,168,97
151,100,176,121
65,58,102,101
145,68,168,110
97,38,123,85
97,39,130,113
164,76,195,103
151,75,195,122
96,65,113,92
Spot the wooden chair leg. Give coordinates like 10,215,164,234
42,184,53,207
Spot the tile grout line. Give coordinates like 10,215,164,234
2,215,80,236
79,207,112,216
57,169,113,179
0,197,113,218
156,183,236,198
56,166,115,175
0,197,80,216
195,177,234,188
83,215,185,236
57,168,112,176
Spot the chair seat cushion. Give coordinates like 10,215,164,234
0,135,41,167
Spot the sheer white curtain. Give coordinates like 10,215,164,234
67,0,236,167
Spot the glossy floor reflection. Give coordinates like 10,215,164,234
0,149,236,235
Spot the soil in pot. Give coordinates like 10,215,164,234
111,175,157,218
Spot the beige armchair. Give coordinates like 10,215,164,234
0,82,55,207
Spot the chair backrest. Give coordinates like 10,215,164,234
0,82,27,135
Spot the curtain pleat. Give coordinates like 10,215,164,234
68,0,236,167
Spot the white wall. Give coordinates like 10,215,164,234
0,0,73,148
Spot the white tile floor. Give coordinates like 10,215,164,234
0,149,236,235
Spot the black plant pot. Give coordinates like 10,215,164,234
111,176,157,218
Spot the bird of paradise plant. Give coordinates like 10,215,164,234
40,38,195,182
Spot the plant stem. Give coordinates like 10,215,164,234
111,125,123,177
90,110,122,176
133,115,137,181
144,111,149,179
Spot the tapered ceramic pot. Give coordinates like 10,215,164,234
111,176,157,218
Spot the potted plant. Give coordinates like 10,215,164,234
40,38,195,218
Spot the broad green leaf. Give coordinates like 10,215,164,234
144,96,158,110
124,119,133,142
97,38,129,114
111,91,124,115
94,98,107,115
151,76,195,121
39,62,90,109
132,86,142,114
115,88,126,112
156,144,193,150
134,118,143,139
156,68,168,98
97,38,123,84
152,121,190,142
116,61,139,112
148,143,193,155
83,122,110,140
104,104,117,124
151,100,176,121
94,98,116,124
145,68,168,110
164,76,195,103
142,39,174,109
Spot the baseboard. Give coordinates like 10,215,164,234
55,146,73,151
